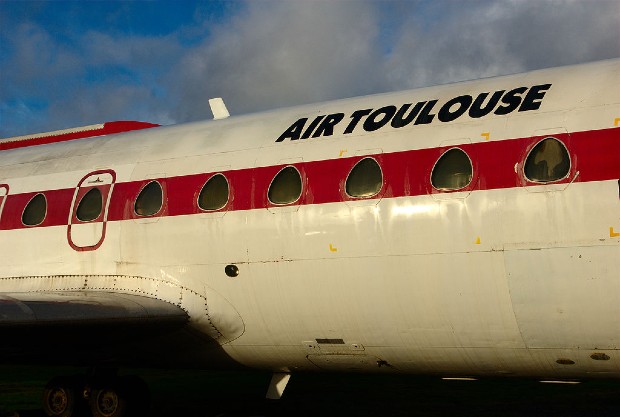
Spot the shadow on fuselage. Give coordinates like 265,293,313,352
0,322,240,370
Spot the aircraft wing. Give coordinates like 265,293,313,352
0,291,187,327
0,291,189,363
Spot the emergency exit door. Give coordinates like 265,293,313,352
0,185,8,221
68,170,116,251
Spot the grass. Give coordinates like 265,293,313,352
0,366,81,414
1,366,619,416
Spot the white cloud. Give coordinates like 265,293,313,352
167,0,620,124
1,22,184,136
169,0,385,121
1,0,618,137
383,0,620,88
2,23,82,94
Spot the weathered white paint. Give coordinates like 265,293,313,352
0,59,618,380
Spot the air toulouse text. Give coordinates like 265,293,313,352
276,84,552,142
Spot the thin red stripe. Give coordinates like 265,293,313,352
0,121,159,151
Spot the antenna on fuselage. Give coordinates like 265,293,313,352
209,98,230,120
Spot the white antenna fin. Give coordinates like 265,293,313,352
209,97,230,120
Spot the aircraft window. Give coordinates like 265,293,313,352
346,157,383,198
431,148,473,190
76,188,103,222
22,193,47,226
198,174,229,211
524,137,570,183
268,166,302,205
134,181,163,216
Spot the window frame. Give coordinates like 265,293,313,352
267,165,304,206
75,187,104,223
344,156,384,199
429,147,474,192
134,180,164,217
522,136,572,184
22,192,47,227
197,173,230,212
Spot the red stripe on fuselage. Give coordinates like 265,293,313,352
0,127,618,231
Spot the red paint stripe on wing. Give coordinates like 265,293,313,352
0,121,159,151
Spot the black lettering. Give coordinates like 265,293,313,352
519,83,552,112
344,109,372,134
438,95,472,122
494,87,527,115
469,90,504,118
391,102,425,128
414,100,438,125
301,115,326,139
363,106,397,132
276,118,307,142
312,113,344,138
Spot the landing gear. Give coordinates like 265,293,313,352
42,373,149,417
42,376,85,417
89,376,148,417
90,386,126,417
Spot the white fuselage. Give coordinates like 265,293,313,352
1,59,619,379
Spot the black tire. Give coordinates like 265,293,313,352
42,376,84,417
89,374,150,417
90,384,127,417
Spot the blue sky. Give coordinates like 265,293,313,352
1,0,618,138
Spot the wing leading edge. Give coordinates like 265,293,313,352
0,291,189,364
0,291,188,327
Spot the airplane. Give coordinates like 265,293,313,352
0,58,618,417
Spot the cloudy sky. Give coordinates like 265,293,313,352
1,0,618,138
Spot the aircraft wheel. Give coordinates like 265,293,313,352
89,375,149,417
42,376,83,417
90,384,127,417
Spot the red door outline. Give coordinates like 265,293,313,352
0,184,9,224
67,170,116,251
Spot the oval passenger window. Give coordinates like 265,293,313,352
22,193,47,226
134,181,163,216
346,157,383,198
524,137,570,183
268,166,302,205
431,148,473,190
198,174,229,211
76,188,103,222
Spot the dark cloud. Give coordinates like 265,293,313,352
1,0,618,138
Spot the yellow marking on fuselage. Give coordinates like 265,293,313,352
610,227,620,238
474,237,481,244
329,244,338,252
339,149,348,157
481,132,490,141
614,118,620,126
